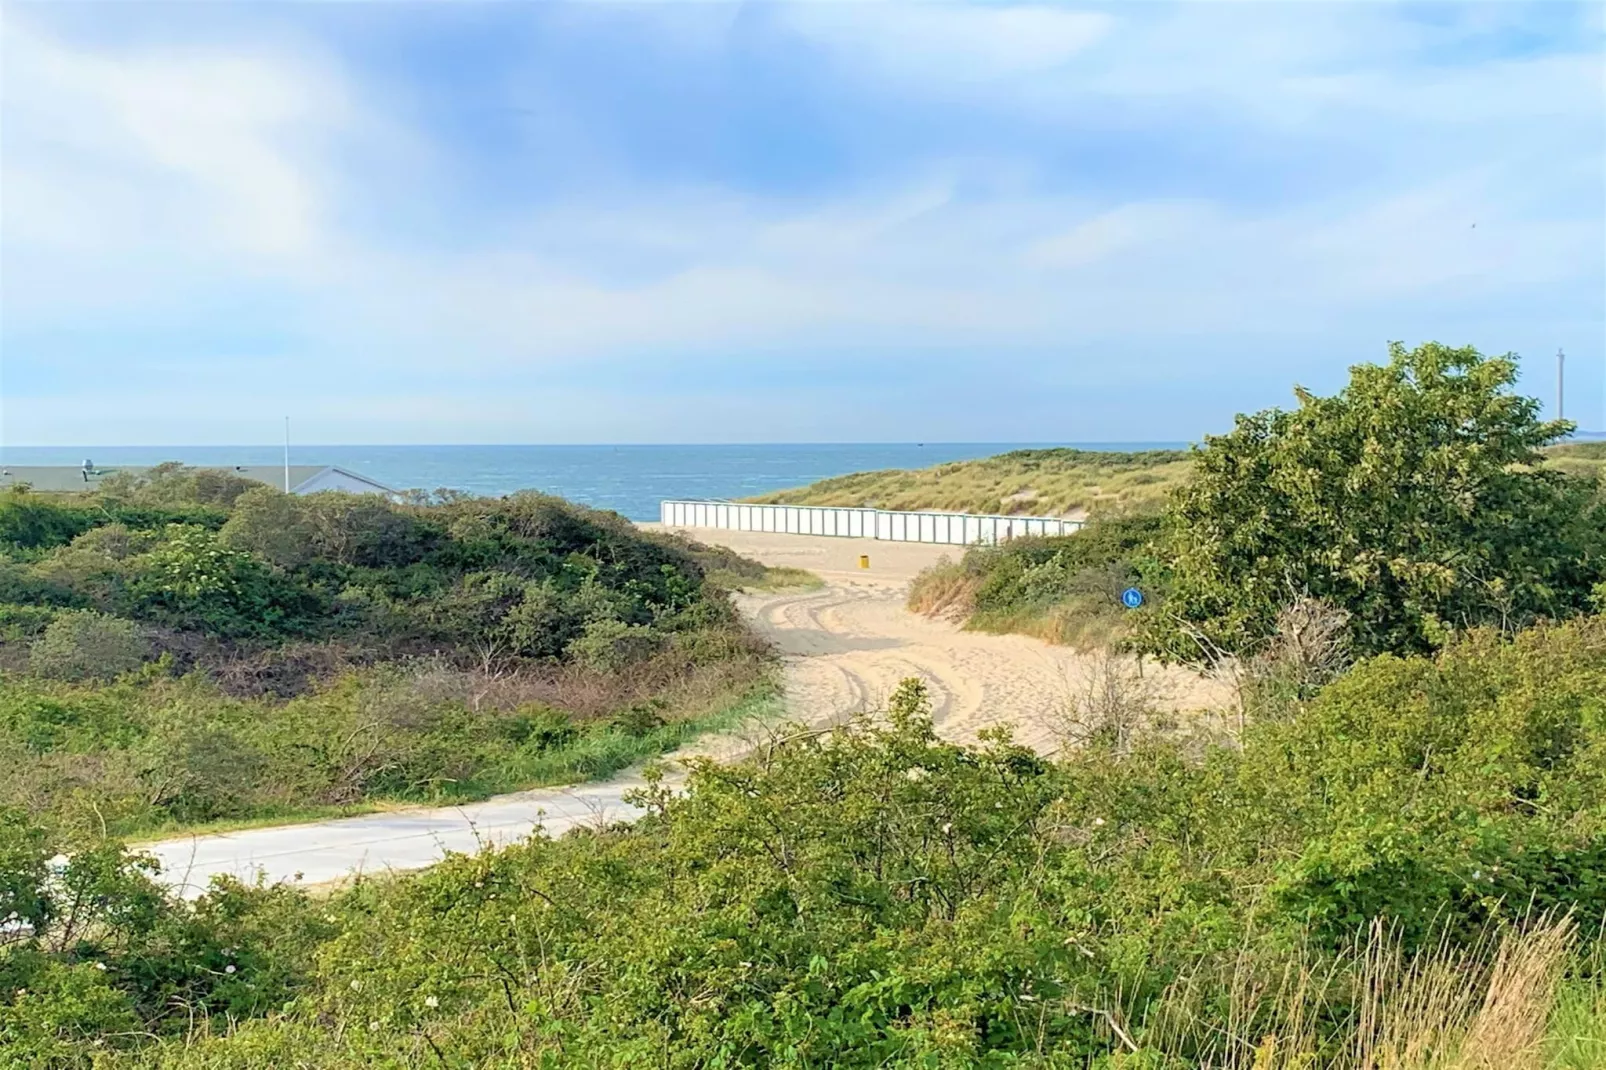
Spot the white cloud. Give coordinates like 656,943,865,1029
1,16,348,263
2,3,1601,443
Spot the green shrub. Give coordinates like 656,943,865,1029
0,603,57,641
218,486,314,569
0,492,95,551
124,526,322,639
5,617,1606,1064
568,618,664,671
910,514,1163,648
1145,341,1606,660
27,610,149,682
97,462,259,510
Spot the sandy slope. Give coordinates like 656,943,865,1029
144,527,1226,896
664,528,1229,758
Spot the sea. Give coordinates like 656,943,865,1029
3,443,1189,522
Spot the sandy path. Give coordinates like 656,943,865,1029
144,527,1225,897
662,527,1228,757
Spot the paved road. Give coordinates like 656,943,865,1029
146,775,657,898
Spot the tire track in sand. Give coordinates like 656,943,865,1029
662,528,1233,755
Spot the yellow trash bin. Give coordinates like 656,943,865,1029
859,555,870,570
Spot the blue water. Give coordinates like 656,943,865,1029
2,443,1188,521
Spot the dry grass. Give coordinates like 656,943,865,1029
1045,648,1166,755
1125,914,1591,1070
747,447,1193,517
906,557,980,619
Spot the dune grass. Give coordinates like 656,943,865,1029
751,441,1602,520
1544,441,1606,483
747,447,1194,517
704,565,824,593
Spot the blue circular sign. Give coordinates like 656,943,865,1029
1120,587,1144,609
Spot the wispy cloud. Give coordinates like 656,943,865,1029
2,2,1601,444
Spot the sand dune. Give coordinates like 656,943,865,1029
665,527,1231,759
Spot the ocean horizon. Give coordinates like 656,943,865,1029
0,443,1191,521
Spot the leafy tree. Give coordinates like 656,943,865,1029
1143,341,1606,659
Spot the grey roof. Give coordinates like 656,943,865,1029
0,464,393,495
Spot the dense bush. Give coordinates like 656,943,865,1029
1143,341,1606,660
3,618,1602,1066
27,611,149,682
0,474,778,839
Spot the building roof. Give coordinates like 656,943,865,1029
0,464,394,496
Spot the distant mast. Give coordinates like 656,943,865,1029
283,417,291,493
1556,348,1565,425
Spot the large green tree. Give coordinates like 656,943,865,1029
1143,341,1605,660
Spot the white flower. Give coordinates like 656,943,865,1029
424,995,439,1009
225,965,236,975
941,822,953,834
350,979,362,992
369,1020,380,1032
904,767,928,782
93,962,107,971
1093,818,1106,827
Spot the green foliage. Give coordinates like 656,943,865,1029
909,513,1164,648
1144,341,1606,659
0,604,57,642
0,809,333,1062
0,476,775,841
0,493,94,552
9,617,1600,1066
96,462,259,510
1240,618,1606,945
0,665,774,841
217,487,314,570
124,526,321,639
27,611,149,682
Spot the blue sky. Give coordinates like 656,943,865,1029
3,1,1602,445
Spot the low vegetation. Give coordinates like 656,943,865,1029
4,615,1605,1066
1547,440,1606,484
0,468,782,840
748,448,1193,518
909,513,1162,650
